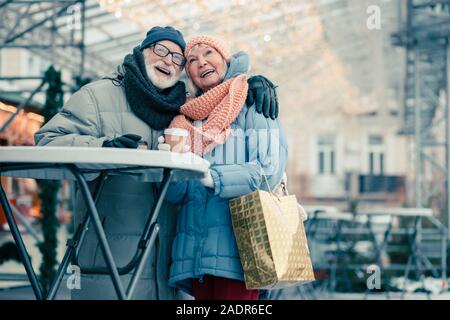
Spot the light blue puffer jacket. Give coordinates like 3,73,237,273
165,52,288,295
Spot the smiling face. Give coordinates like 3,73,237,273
186,44,227,92
143,40,183,90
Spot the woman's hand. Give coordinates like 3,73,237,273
200,169,214,188
246,75,279,120
158,135,212,187
157,136,171,151
157,136,190,152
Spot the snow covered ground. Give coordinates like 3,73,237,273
1,226,449,300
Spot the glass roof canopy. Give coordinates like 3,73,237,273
1,0,443,123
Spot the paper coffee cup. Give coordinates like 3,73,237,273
164,128,189,153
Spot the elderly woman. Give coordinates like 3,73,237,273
162,36,288,300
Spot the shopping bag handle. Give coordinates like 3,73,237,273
261,173,289,195
261,174,273,194
260,174,286,217
261,174,307,221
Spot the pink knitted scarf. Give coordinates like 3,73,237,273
169,74,248,155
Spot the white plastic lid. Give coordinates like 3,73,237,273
164,128,189,136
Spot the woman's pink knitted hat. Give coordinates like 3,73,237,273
185,35,230,61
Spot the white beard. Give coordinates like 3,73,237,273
145,61,180,90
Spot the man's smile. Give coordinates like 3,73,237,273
154,65,171,76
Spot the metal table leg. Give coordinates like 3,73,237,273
374,216,394,265
126,168,173,299
401,216,420,298
407,217,437,298
303,212,319,299
0,184,44,300
67,165,126,300
68,168,174,299
9,202,42,243
366,216,382,261
329,220,342,292
441,232,448,292
363,215,391,299
46,172,109,300
1,164,174,300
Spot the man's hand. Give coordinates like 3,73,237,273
246,75,279,120
102,133,142,148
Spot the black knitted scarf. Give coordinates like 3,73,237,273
121,47,186,130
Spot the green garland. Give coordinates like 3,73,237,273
36,66,64,295
74,75,93,91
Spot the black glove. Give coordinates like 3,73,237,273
102,133,142,149
246,75,279,120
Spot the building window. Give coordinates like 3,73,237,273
368,135,384,175
317,135,336,175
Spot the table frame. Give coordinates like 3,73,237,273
0,162,174,300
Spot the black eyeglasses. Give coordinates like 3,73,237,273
151,43,186,67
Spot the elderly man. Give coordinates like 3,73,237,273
34,26,278,300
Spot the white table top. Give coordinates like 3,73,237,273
302,205,340,214
0,146,210,182
357,207,433,217
309,211,355,221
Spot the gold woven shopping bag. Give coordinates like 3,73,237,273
229,180,315,290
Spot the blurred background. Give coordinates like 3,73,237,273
0,0,450,299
